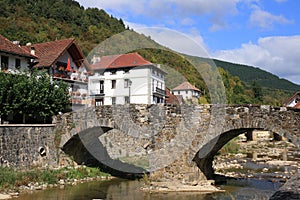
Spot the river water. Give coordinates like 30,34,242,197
14,178,281,200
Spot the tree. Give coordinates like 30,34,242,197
0,70,69,124
252,81,263,103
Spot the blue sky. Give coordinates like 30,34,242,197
77,0,300,85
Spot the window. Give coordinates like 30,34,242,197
111,80,116,89
178,91,180,95
15,58,21,69
124,79,132,88
186,91,188,94
1,56,8,71
100,80,104,93
112,97,116,105
125,96,129,104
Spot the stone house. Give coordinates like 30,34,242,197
89,52,166,105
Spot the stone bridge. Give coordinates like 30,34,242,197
56,104,300,180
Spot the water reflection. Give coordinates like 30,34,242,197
15,178,279,200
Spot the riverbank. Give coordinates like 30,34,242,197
214,136,300,182
141,180,224,193
0,166,112,199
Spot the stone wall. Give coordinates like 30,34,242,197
0,125,58,168
0,104,299,181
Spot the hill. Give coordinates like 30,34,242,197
211,59,300,92
0,0,297,105
0,0,126,54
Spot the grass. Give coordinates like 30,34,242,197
218,138,240,155
0,166,109,191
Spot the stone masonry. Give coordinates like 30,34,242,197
57,104,300,182
0,104,299,183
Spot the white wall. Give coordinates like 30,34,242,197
89,65,166,105
173,90,200,100
0,52,30,71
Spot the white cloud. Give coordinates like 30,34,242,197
77,0,239,31
249,8,293,30
213,36,300,84
125,22,209,57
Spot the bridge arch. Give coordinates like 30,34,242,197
192,106,300,180
61,126,148,178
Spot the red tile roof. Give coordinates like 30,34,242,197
172,81,200,92
165,88,180,105
22,38,86,69
91,52,152,70
294,102,300,109
283,92,300,106
0,35,36,58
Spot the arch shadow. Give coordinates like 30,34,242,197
62,126,148,179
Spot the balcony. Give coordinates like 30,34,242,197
90,90,105,96
53,70,89,83
154,87,166,96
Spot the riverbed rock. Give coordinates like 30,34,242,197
0,194,11,199
270,173,300,200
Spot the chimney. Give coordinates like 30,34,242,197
91,54,101,64
13,41,20,46
30,46,35,55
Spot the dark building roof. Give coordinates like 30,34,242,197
0,35,36,58
22,38,88,69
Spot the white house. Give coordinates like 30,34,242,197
283,92,300,109
172,81,200,101
0,34,36,72
89,52,166,105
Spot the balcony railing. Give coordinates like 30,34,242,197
154,87,166,96
90,90,105,96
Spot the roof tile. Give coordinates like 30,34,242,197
92,52,152,70
172,81,200,92
0,35,36,58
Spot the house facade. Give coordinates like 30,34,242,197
22,39,91,106
172,81,200,101
89,52,166,105
283,92,300,108
0,35,36,72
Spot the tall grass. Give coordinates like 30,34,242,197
0,166,109,191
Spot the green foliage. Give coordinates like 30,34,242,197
0,70,69,123
0,166,109,191
0,0,125,54
212,59,300,92
0,0,296,106
218,138,240,155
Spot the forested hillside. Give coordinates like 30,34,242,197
0,0,297,105
0,0,126,54
212,59,300,92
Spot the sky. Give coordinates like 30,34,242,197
77,0,300,85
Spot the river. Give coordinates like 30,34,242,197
13,178,281,200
